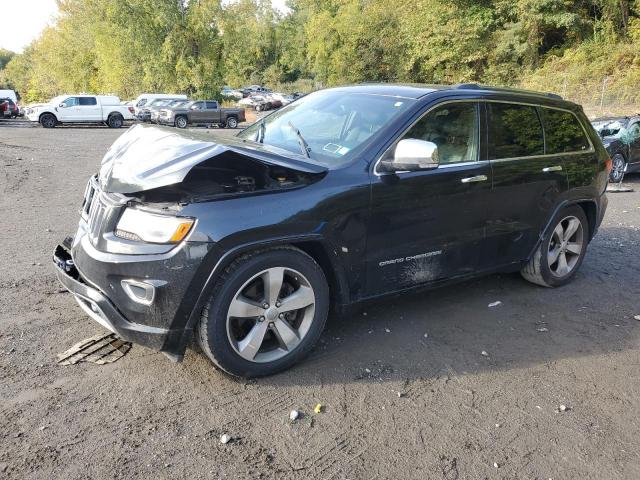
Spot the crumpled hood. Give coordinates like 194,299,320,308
99,124,327,194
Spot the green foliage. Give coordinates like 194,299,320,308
0,0,639,112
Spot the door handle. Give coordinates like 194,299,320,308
461,175,488,184
542,165,563,172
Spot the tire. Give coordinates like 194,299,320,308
175,116,188,129
521,205,589,287
107,114,124,128
226,116,238,129
40,113,57,128
610,153,626,183
197,247,329,377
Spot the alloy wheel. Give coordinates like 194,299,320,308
226,267,316,363
611,154,626,183
547,215,584,278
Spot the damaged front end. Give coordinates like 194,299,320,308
53,124,328,358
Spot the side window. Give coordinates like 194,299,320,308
61,97,78,107
136,99,147,107
399,102,479,164
205,101,219,109
542,108,590,153
489,103,543,159
627,123,640,142
191,102,204,110
78,97,97,106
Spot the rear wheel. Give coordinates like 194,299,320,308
226,116,238,128
107,114,124,128
610,153,626,183
197,247,329,377
40,113,56,128
175,116,188,128
521,205,588,287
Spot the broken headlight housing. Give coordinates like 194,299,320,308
115,208,194,244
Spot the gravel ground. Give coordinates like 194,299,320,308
1,120,640,479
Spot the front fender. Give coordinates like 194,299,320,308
163,233,349,356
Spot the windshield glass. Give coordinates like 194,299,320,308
592,120,624,138
237,89,415,166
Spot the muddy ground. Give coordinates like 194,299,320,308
1,120,639,480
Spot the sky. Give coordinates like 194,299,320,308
0,0,289,54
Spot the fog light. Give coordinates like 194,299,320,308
121,279,162,306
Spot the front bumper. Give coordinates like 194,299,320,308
53,244,170,350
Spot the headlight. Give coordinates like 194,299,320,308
115,208,194,244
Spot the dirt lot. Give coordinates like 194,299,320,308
1,120,640,480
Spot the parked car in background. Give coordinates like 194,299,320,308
26,95,135,128
132,93,187,116
592,116,640,182
221,86,243,100
1,98,19,118
137,98,185,122
157,99,245,128
53,84,609,377
253,96,282,111
150,99,189,123
0,89,18,104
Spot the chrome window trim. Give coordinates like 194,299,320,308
374,98,594,176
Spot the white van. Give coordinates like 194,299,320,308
0,89,18,104
133,93,187,115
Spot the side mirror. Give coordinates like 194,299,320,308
59,103,66,108
380,139,439,172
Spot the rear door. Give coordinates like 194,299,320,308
205,101,221,123
485,102,569,263
366,101,492,295
78,97,101,121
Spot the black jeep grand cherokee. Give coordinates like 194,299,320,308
54,84,609,377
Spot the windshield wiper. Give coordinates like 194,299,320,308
258,118,266,143
288,121,311,158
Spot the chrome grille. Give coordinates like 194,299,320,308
79,175,123,248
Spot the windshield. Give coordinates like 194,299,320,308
592,120,624,138
237,89,415,166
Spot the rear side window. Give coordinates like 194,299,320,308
489,103,544,159
205,101,219,109
542,108,591,153
78,97,97,106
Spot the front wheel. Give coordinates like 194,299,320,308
175,116,188,129
197,247,329,377
521,205,589,287
226,116,238,129
610,153,627,183
40,113,57,128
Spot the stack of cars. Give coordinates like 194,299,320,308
592,116,640,182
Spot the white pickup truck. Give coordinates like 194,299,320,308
26,94,134,128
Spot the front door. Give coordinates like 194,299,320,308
189,101,206,123
366,101,491,296
57,97,80,121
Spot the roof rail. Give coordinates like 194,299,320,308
453,83,563,100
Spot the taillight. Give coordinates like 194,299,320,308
605,157,612,174
128,106,134,114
